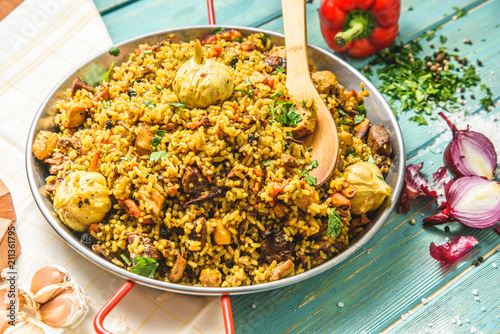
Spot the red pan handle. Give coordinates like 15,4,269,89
207,0,216,25
206,2,235,333
94,280,137,334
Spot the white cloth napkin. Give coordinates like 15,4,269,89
0,0,224,333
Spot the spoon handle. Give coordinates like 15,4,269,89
281,0,312,92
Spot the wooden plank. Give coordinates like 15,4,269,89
99,0,284,43
386,247,500,333
94,0,138,15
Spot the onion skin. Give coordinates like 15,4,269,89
429,236,478,264
439,112,497,180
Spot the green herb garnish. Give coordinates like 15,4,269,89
151,130,166,147
453,6,467,18
103,100,110,108
300,170,317,186
103,61,116,81
168,102,185,108
120,254,132,266
340,119,351,125
276,66,285,73
440,35,448,44
325,209,342,238
271,92,283,99
376,175,384,180
261,34,269,44
367,156,376,164
244,77,252,87
345,149,357,156
357,105,366,113
144,99,155,108
130,256,159,278
211,27,224,34
354,114,365,124
155,86,163,93
149,150,169,162
277,101,293,107
480,84,494,110
409,114,428,125
305,159,318,172
260,160,270,166
109,47,120,56
237,89,254,96
141,49,153,54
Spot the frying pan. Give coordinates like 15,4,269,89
25,1,405,333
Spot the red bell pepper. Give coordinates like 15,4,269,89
319,0,401,58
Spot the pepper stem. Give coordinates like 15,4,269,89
194,40,204,64
335,17,368,47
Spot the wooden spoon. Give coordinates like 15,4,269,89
282,0,339,186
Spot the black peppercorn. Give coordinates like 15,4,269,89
105,120,113,129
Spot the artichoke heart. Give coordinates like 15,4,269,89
53,171,111,232
173,40,234,108
344,161,391,215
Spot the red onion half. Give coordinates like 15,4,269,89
429,236,478,264
439,112,497,180
423,176,500,229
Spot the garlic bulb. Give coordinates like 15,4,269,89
30,265,71,304
3,321,45,334
38,287,88,328
344,161,391,215
173,40,234,108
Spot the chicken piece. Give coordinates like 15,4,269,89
292,182,319,212
189,217,207,251
32,131,59,160
44,152,70,174
268,46,286,59
280,154,300,169
182,166,205,195
53,171,112,232
290,104,317,139
199,268,222,287
92,84,109,103
135,124,152,156
261,230,292,263
367,125,392,156
311,71,338,94
353,118,371,139
138,186,165,216
213,218,232,245
338,132,353,147
71,77,94,97
127,233,162,263
270,259,294,281
66,102,88,128
169,253,187,283
272,202,288,219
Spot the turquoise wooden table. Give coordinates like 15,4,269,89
93,0,500,332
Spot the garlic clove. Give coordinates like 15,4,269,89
30,265,68,296
32,283,68,304
38,287,88,328
3,321,45,334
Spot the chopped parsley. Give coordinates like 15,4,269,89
409,114,428,125
277,105,302,127
149,150,169,162
237,89,254,96
260,160,270,166
453,6,467,18
102,100,110,108
354,114,365,124
439,35,448,44
261,34,269,44
302,100,307,107
103,61,116,81
151,130,166,147
305,159,318,172
168,102,185,108
109,47,120,56
244,77,252,87
357,105,366,113
337,108,346,116
141,49,153,54
325,209,342,238
276,66,285,73
144,99,155,108
155,86,163,93
271,92,283,99
277,101,294,107
211,27,224,34
130,256,159,278
340,119,351,125
480,84,494,110
345,149,356,156
120,254,131,266
367,156,376,164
